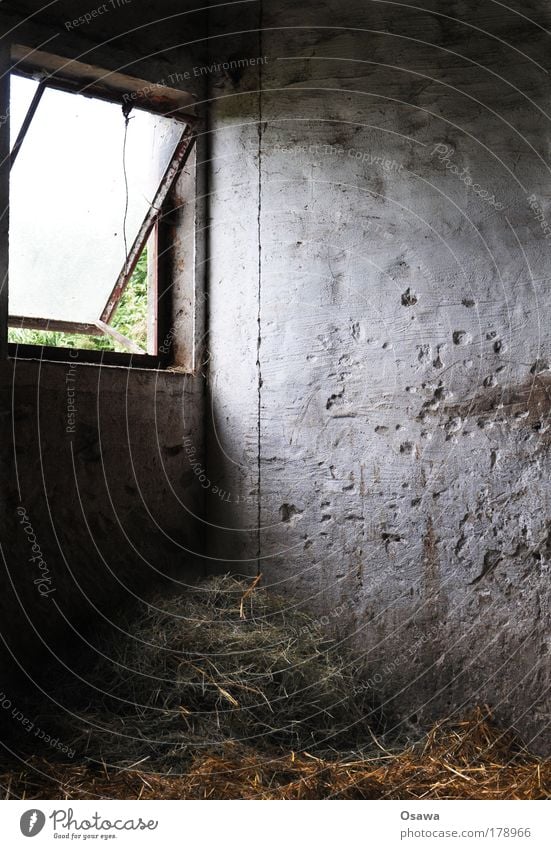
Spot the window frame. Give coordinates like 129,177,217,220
5,46,197,369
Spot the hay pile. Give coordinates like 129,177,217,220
1,709,549,799
2,574,548,800
38,574,378,770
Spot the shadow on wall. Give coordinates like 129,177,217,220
0,359,205,700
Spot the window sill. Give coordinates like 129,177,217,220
7,343,171,370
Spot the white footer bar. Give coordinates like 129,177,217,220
2,799,549,848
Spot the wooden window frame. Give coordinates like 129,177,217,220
6,45,197,369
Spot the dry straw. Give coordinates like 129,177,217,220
1,708,549,799
30,574,379,768
1,575,548,799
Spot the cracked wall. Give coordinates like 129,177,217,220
206,0,551,750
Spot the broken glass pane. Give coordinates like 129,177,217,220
8,75,183,326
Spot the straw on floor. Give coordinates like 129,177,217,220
22,574,380,770
1,708,548,799
1,574,548,799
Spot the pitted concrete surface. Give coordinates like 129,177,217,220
205,0,551,749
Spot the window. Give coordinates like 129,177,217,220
5,46,196,366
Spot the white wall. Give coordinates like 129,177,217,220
206,0,551,750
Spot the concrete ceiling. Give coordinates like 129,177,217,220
1,0,209,46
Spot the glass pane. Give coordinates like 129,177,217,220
8,77,183,325
7,242,150,352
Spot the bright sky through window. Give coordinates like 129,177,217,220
8,74,183,328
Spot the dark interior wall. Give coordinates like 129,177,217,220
0,2,210,693
204,0,551,750
1,0,208,83
0,361,204,679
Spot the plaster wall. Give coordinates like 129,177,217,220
206,0,551,749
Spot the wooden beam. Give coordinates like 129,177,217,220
8,316,102,335
11,45,197,122
7,342,166,369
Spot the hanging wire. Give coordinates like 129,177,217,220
121,103,134,277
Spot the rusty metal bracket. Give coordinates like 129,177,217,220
100,121,197,325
